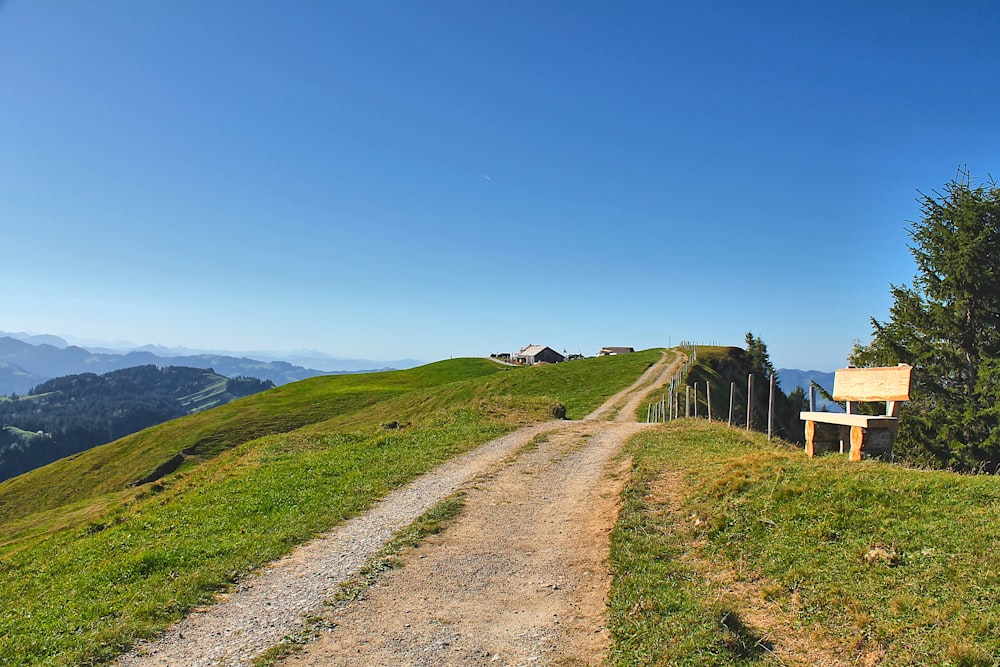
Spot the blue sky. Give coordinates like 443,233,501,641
1,1,998,370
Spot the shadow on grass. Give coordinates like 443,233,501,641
719,609,775,660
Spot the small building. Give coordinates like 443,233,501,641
490,352,511,361
513,344,565,365
598,346,635,356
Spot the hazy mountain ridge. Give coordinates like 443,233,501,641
0,365,273,482
0,333,420,395
0,360,46,396
776,368,841,412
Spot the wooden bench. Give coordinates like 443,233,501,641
800,365,912,461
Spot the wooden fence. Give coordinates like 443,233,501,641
646,345,779,440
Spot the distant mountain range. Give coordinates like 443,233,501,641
776,368,841,412
0,331,422,395
0,365,273,482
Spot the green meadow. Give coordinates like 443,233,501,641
609,419,1000,666
0,351,661,666
8,344,995,667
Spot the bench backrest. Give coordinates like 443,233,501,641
833,365,912,416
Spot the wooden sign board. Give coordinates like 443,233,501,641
832,365,913,402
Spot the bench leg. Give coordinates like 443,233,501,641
849,426,865,461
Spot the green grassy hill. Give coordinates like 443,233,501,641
0,365,275,483
13,344,994,666
0,351,662,667
609,419,1000,666
614,346,1000,665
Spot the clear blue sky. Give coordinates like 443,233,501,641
2,1,997,370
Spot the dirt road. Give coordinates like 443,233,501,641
118,351,682,667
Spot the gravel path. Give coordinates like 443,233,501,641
116,351,681,667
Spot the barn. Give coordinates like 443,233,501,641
598,346,635,356
513,345,565,365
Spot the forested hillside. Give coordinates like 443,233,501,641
0,366,272,482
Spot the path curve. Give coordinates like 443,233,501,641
117,350,683,667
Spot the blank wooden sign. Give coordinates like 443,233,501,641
832,365,913,402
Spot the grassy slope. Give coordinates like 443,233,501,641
0,358,508,529
609,420,1000,666
0,351,660,667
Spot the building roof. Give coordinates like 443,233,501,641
599,346,635,355
517,344,549,357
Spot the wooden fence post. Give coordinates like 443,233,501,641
768,374,775,441
706,381,713,421
746,374,752,431
728,381,735,427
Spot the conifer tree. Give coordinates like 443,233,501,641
850,170,1000,469
744,331,777,379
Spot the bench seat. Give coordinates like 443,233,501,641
798,412,898,429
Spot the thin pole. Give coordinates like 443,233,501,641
728,381,735,426
746,374,753,431
685,386,691,418
694,382,699,418
768,375,775,441
809,384,816,411
706,381,713,421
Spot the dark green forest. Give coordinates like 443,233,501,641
0,366,272,482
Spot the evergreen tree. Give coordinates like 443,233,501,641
744,331,777,380
786,385,808,413
850,170,1000,469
